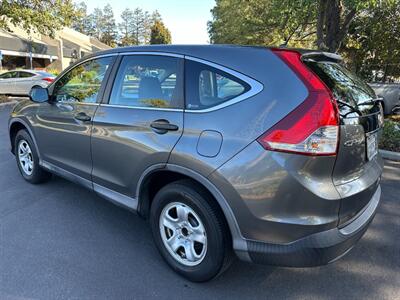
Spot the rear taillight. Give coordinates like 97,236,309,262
42,77,54,83
257,49,339,156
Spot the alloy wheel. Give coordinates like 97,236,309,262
18,140,34,176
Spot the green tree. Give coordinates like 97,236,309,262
0,0,75,38
208,0,379,52
150,20,171,44
144,10,162,43
100,4,117,47
131,8,147,45
91,8,104,40
315,0,378,52
87,5,117,46
208,0,400,80
72,2,95,36
150,10,162,24
117,8,165,46
119,8,136,46
72,2,86,33
208,0,317,48
344,0,400,81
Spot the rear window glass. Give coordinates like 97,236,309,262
36,71,54,77
185,60,250,110
305,61,376,110
18,71,34,78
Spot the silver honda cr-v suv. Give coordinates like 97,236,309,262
8,45,384,282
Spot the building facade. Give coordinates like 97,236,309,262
0,24,110,72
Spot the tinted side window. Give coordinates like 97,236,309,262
18,72,34,78
0,71,18,79
185,60,250,110
109,55,183,109
53,57,113,103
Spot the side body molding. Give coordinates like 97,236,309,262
136,163,250,261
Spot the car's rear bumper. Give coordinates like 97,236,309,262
237,185,381,267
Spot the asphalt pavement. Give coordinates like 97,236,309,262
0,104,399,300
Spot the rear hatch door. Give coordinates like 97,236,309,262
304,56,384,225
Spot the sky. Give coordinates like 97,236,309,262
79,0,216,44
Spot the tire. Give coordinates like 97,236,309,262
15,129,51,184
150,179,233,282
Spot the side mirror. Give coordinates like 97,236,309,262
30,86,49,103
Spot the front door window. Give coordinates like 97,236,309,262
52,57,113,103
109,55,183,109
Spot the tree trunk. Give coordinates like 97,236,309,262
383,63,389,83
336,8,356,51
325,0,341,52
316,0,357,53
316,0,327,49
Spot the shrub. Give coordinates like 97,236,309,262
0,95,9,103
46,68,60,76
379,120,400,152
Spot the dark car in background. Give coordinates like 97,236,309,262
8,45,383,282
370,82,400,115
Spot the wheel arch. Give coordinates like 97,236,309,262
136,163,249,258
9,118,40,158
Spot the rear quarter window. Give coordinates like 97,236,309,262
18,72,35,78
185,60,250,110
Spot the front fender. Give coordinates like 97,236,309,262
8,117,41,159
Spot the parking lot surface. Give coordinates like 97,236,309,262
1,104,399,300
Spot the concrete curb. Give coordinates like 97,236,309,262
380,149,400,161
0,100,17,107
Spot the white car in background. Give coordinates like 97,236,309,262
0,70,55,96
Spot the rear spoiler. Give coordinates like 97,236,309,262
301,51,343,63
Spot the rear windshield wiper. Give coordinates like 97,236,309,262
336,99,363,117
336,97,383,118
356,97,384,107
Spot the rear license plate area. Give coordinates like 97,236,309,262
366,133,378,160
